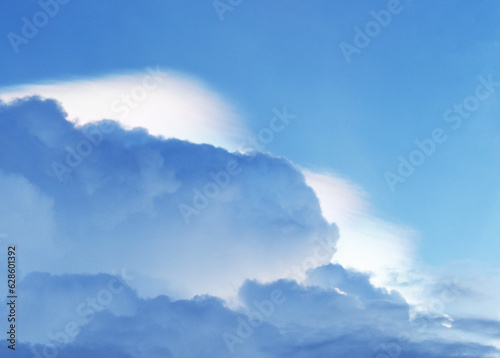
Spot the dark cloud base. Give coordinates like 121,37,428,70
9,267,500,358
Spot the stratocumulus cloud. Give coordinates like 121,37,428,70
7,267,500,358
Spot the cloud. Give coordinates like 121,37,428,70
0,97,337,300
0,69,248,151
14,271,139,345
10,267,500,358
303,170,417,288
0,170,56,252
302,170,500,340
1,80,499,357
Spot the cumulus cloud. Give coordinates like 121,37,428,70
0,72,421,296
0,97,336,299
1,92,499,357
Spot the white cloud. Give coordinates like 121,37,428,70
302,169,500,345
303,170,417,288
1,73,500,356
2,71,498,331
0,73,418,299
0,69,248,151
0,98,337,301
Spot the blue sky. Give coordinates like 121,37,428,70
1,0,500,356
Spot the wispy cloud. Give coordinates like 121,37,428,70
0,68,248,151
303,170,417,285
